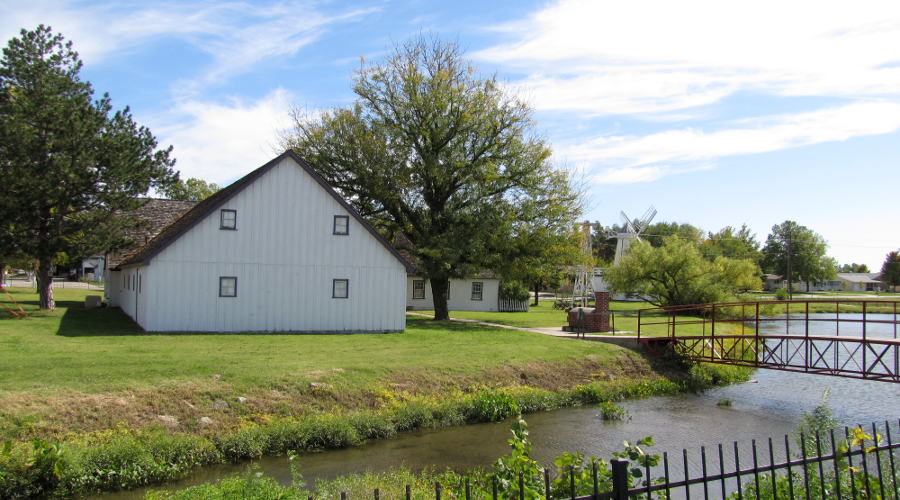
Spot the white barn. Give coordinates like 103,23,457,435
106,151,411,333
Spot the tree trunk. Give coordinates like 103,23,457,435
37,255,55,310
532,283,539,306
0,263,5,286
430,277,450,320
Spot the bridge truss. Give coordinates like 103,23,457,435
637,299,900,383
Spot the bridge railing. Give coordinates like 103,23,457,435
636,299,900,340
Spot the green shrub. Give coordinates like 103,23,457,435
429,400,467,427
597,401,628,420
775,287,790,300
146,468,305,499
499,280,530,302
214,426,268,461
346,412,396,441
389,401,435,431
468,391,520,422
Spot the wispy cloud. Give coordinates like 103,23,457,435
150,88,295,184
1,0,378,94
477,0,900,113
475,0,900,184
561,101,900,183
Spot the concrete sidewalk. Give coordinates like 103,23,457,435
406,312,641,348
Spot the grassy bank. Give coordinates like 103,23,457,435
0,288,749,498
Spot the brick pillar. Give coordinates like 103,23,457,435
594,291,610,332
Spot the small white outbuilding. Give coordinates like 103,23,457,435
106,151,412,333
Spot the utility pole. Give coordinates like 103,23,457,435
786,233,793,300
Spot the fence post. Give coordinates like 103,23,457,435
611,459,629,500
637,309,642,339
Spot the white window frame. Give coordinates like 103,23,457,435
220,209,237,230
333,278,349,299
412,279,425,299
471,281,483,301
219,276,237,297
333,215,349,235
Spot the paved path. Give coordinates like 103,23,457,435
405,312,642,348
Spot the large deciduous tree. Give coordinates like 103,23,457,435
881,250,900,290
761,221,836,296
0,26,177,309
283,36,581,319
162,177,219,201
604,237,760,307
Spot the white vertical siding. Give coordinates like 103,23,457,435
105,270,120,306
406,277,500,312
140,157,406,332
115,265,151,329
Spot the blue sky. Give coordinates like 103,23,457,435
3,0,899,269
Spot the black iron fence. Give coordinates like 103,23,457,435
320,420,899,499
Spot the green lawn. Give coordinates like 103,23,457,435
0,287,669,441
420,299,725,337
0,288,626,394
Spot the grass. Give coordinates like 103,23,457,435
0,289,626,394
0,288,752,497
421,299,742,337
0,287,716,442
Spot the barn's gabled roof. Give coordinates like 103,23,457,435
114,151,414,272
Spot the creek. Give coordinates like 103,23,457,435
93,314,900,498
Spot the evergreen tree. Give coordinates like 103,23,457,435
881,250,900,290
0,26,177,309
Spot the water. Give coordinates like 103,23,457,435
93,314,900,498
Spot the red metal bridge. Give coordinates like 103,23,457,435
635,299,900,383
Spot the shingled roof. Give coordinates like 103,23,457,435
114,150,414,272
106,198,197,268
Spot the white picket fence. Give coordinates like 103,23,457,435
498,298,529,312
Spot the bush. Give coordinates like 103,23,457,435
346,412,396,441
499,280,530,302
775,287,790,300
597,402,628,421
468,391,520,422
389,401,435,431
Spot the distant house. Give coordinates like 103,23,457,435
836,273,883,292
762,273,883,292
393,236,502,312
406,272,501,312
106,151,411,332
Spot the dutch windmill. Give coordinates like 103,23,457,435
613,206,657,264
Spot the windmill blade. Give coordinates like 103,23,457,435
620,211,637,233
635,206,657,234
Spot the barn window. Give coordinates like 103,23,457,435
219,277,237,297
471,282,483,301
412,279,425,299
333,279,349,299
333,215,349,235
220,209,237,230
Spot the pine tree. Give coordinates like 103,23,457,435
0,26,178,309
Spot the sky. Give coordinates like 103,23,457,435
2,0,898,270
